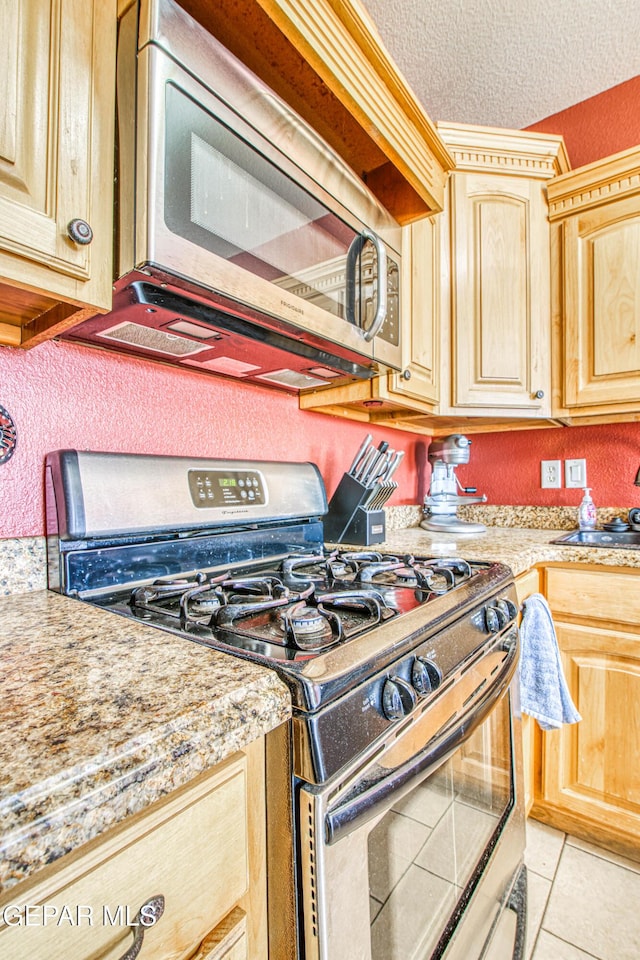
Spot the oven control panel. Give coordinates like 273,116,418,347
188,468,266,507
296,583,520,783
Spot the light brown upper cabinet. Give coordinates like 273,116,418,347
0,0,116,349
548,147,640,421
301,124,569,434
436,123,569,419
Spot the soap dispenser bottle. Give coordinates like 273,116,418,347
578,488,597,530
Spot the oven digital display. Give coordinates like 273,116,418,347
188,469,265,507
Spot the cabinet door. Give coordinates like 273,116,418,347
562,194,640,410
447,172,551,415
0,0,115,341
540,619,640,856
385,217,440,407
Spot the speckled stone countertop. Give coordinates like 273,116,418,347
0,591,291,896
372,523,640,577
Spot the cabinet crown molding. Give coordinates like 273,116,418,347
436,122,570,179
251,0,455,215
547,144,640,219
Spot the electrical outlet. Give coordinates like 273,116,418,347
541,460,562,489
565,458,587,488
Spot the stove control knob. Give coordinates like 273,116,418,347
484,603,508,633
496,598,518,622
382,677,417,720
411,657,442,697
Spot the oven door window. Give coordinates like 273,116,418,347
368,693,513,960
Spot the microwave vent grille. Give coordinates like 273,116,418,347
98,322,210,358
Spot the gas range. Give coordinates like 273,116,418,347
45,450,517,783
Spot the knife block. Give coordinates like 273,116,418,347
323,472,386,546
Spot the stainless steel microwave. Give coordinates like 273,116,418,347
62,0,403,392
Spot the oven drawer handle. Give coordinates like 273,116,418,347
324,639,518,845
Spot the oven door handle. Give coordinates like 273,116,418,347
325,638,518,844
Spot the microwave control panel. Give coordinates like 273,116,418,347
188,469,266,507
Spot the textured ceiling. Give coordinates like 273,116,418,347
360,0,640,129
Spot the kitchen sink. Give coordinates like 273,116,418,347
551,529,640,548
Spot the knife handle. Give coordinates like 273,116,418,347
348,433,373,476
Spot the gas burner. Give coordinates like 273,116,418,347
209,582,397,653
130,571,230,624
281,551,475,599
317,589,396,625
280,603,327,635
278,601,336,650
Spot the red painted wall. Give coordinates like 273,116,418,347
525,75,640,169
456,422,640,509
464,75,640,508
0,340,427,538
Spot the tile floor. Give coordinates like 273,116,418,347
525,818,640,960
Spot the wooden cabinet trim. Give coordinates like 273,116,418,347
548,145,640,220
182,0,452,223
437,122,569,179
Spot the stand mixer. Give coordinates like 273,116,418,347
421,434,487,535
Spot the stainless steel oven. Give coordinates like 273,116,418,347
45,449,526,960
298,672,526,960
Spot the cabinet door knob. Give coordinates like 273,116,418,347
67,218,94,245
117,894,165,960
533,389,545,400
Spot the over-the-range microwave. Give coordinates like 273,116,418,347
62,0,403,392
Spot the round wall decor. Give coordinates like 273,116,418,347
0,405,17,464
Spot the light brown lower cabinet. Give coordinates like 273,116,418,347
0,739,268,960
528,565,640,862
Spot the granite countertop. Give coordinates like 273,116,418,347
0,591,291,896
373,524,640,577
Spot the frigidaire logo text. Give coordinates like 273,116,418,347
280,299,304,314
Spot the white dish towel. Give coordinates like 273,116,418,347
519,593,581,730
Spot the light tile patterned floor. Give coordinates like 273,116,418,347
525,819,640,960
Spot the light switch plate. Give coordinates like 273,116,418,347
541,460,562,489
565,458,587,488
